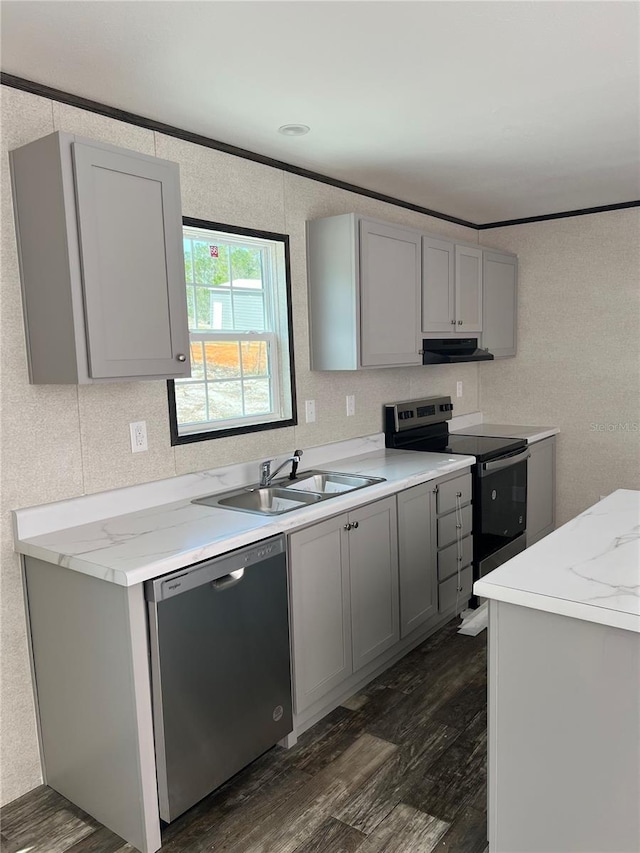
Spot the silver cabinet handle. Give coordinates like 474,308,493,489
176,353,187,362
450,320,456,325
457,320,463,325
352,521,359,529
344,523,352,531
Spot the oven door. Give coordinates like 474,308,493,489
476,448,529,560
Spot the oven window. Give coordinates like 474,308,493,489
476,460,527,560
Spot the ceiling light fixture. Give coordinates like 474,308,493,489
278,124,310,136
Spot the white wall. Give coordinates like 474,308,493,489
0,85,481,804
479,210,640,525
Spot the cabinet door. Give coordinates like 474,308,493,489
527,437,556,546
359,219,421,367
482,251,517,357
73,142,190,379
455,245,483,332
422,236,455,333
397,483,437,638
289,515,352,713
349,497,400,671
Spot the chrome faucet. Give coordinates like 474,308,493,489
259,449,303,487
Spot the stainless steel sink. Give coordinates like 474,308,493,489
192,470,386,516
193,487,324,515
284,471,385,495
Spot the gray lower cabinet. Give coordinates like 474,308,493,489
526,436,556,545
435,471,473,613
306,213,422,370
10,131,191,383
397,471,473,635
289,496,399,713
397,482,437,637
488,600,640,852
481,250,518,358
24,558,161,853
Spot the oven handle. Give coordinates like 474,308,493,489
480,448,530,475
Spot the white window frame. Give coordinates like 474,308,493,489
170,220,296,443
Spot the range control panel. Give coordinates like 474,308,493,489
385,395,454,433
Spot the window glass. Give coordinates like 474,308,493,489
169,220,296,443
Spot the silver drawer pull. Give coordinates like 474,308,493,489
352,521,359,529
344,523,352,531
176,353,187,362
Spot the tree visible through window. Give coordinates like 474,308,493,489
168,219,296,443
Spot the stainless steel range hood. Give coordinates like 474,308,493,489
422,338,494,364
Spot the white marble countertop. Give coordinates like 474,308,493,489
474,490,640,632
451,423,559,444
13,440,474,587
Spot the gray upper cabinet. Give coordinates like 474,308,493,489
306,213,422,370
10,132,191,383
422,238,482,335
481,250,518,358
422,236,455,332
455,245,483,332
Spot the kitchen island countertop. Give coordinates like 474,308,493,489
474,488,640,632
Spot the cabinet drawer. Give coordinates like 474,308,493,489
438,535,473,582
437,504,472,548
437,474,472,515
438,566,473,613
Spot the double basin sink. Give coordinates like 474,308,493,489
192,471,386,516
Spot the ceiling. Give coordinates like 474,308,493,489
1,1,639,225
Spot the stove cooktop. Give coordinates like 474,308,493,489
444,434,526,463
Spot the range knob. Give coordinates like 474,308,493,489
439,403,453,412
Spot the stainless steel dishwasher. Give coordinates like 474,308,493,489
145,534,292,822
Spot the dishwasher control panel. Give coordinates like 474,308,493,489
145,534,286,602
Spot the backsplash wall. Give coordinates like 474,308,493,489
0,85,480,803
479,209,640,525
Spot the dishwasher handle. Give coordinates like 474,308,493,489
212,568,245,591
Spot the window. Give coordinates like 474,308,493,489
168,218,296,443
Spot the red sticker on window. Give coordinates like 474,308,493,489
210,245,219,258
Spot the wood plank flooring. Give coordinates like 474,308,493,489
1,617,487,853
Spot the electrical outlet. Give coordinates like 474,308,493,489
456,381,463,398
346,395,355,417
305,400,316,423
130,421,148,453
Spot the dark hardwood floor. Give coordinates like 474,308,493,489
1,617,488,853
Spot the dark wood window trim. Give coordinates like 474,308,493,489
168,218,297,446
